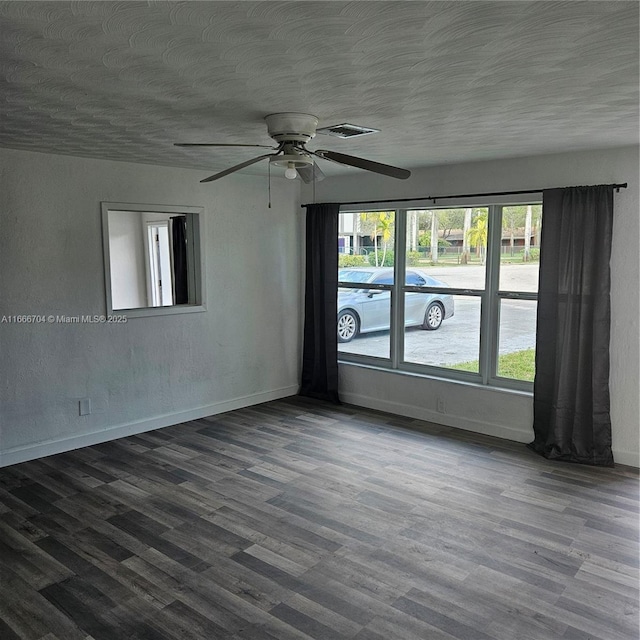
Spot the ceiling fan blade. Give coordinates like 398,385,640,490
296,162,326,183
200,153,275,183
315,150,411,180
176,143,275,149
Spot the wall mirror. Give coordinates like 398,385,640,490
101,202,205,317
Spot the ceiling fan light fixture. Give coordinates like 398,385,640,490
271,154,312,179
270,154,313,168
284,163,297,180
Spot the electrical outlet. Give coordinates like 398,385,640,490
79,398,92,416
437,396,446,414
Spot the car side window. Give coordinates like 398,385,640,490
373,274,394,285
406,272,426,286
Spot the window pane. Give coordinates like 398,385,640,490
337,209,395,361
497,299,537,381
339,211,395,268
338,268,377,285
406,208,488,286
403,296,481,372
499,205,542,293
337,290,390,359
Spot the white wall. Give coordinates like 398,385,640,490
107,210,147,309
308,146,639,467
0,148,303,466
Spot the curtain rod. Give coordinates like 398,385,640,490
300,183,628,208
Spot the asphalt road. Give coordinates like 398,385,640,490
339,263,539,366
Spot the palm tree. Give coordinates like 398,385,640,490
461,208,472,264
466,212,488,264
378,213,394,265
430,211,439,263
361,212,394,266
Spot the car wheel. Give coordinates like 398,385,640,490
338,310,359,343
422,302,443,330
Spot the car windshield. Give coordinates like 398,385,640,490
338,270,374,283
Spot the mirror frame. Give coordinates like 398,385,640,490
101,202,206,318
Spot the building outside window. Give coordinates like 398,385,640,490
337,203,542,390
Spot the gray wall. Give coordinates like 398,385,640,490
0,148,303,465
309,146,639,467
1,145,637,468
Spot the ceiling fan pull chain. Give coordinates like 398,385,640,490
268,160,271,209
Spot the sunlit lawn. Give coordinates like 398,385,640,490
451,348,536,382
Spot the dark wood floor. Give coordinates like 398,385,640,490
0,397,638,640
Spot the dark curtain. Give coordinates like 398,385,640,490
529,185,614,466
300,203,340,403
171,216,188,305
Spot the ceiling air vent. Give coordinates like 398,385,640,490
316,123,380,139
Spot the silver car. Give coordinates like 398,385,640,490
337,267,454,343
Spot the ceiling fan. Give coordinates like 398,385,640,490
175,112,411,183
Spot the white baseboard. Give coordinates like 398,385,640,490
5,385,636,469
340,391,639,469
340,390,533,442
611,450,640,468
0,385,299,468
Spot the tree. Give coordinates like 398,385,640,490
361,212,394,267
461,208,472,264
467,211,488,264
430,210,438,263
532,204,542,248
418,232,430,247
502,206,527,257
523,204,532,261
418,233,450,250
407,210,418,251
414,209,432,250
438,209,466,241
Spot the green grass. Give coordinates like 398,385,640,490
451,348,536,382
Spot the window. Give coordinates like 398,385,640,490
406,273,426,286
337,203,542,389
101,202,205,318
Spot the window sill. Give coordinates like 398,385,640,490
338,358,533,398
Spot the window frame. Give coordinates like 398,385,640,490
337,199,541,392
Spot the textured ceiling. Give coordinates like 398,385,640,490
0,1,638,178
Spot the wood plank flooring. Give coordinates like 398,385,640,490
0,396,638,640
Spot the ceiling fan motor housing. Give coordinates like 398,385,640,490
265,112,318,143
